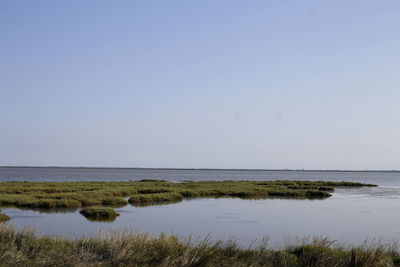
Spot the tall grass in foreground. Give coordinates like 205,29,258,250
0,224,398,266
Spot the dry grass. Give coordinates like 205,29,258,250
0,213,10,222
0,224,397,266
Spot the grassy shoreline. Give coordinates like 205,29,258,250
0,223,398,266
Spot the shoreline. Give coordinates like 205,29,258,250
0,223,398,266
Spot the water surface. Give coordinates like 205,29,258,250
3,187,400,247
1,167,400,247
1,167,400,186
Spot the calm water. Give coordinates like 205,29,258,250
1,167,400,247
1,167,400,186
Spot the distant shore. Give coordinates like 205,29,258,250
1,166,399,173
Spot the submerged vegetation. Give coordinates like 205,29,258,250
0,223,398,266
0,180,375,220
80,207,119,221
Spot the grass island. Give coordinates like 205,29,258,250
80,207,120,221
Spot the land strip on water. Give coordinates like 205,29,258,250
0,180,375,220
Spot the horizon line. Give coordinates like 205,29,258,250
1,165,399,173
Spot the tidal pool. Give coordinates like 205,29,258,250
3,186,400,247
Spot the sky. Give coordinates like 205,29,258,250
1,1,400,170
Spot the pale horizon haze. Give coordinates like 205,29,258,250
1,1,400,170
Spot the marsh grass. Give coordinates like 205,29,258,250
80,207,119,221
0,213,9,222
128,192,184,204
101,197,129,207
0,224,397,266
0,180,376,212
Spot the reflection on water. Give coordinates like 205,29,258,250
130,199,183,208
3,186,400,247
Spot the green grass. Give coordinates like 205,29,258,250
80,207,119,221
101,197,129,206
0,224,397,266
0,180,376,212
128,192,184,204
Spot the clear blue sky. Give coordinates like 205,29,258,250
1,1,400,169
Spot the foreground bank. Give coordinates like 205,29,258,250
0,224,398,266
